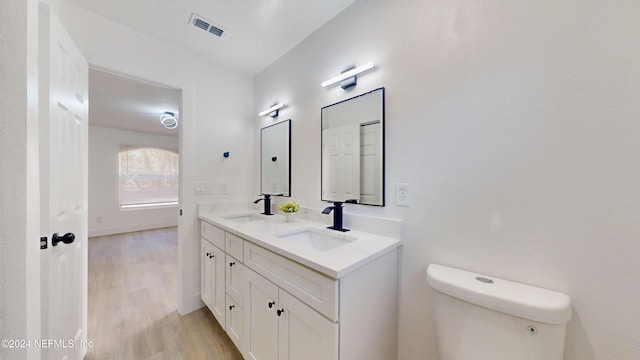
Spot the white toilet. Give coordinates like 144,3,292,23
426,264,572,360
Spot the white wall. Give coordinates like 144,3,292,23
88,126,179,237
254,0,640,359
57,3,255,314
0,0,42,358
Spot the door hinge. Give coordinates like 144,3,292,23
179,209,183,216
40,236,48,250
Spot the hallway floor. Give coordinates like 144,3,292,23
85,227,243,359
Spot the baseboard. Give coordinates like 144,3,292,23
88,221,177,238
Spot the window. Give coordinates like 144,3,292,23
119,146,179,208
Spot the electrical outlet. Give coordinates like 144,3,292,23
395,183,411,206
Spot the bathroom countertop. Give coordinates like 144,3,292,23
198,210,402,279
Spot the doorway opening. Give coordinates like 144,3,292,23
85,66,185,354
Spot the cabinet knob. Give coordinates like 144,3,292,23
277,308,284,317
268,301,276,309
205,252,211,257
229,261,236,267
229,305,235,311
209,254,214,259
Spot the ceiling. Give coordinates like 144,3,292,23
72,0,357,135
63,0,357,76
88,67,181,137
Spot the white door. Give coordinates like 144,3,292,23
359,121,382,205
322,125,360,202
39,5,88,360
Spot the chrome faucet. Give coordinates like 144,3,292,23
322,200,357,232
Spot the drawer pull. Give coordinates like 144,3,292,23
229,261,236,267
268,301,275,309
277,308,284,317
229,305,235,311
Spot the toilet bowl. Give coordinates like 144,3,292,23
426,264,572,360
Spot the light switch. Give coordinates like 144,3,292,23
194,181,211,195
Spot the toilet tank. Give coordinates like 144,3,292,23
426,264,572,360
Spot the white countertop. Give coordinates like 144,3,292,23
198,210,402,279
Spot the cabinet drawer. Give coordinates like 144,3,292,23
226,254,245,305
244,242,338,321
201,221,225,249
225,232,244,261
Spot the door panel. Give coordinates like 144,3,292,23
322,125,360,202
39,4,88,359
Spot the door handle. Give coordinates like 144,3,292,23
52,232,75,246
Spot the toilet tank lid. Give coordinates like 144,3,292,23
426,264,572,325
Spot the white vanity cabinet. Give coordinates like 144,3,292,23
243,240,396,360
199,217,399,360
201,220,247,350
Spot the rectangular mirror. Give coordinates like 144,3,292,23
321,87,385,206
261,119,291,196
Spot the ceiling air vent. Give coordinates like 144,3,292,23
189,13,226,38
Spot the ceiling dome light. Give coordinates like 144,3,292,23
160,111,178,129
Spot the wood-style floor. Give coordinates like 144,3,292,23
85,227,243,360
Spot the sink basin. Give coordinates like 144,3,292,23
223,214,266,223
276,228,355,251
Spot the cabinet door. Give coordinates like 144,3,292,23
244,269,279,360
278,290,338,360
226,295,244,351
206,242,226,329
201,239,214,308
226,254,245,305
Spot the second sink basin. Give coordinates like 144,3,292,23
276,228,356,251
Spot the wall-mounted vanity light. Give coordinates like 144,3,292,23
160,111,178,129
321,62,376,89
259,103,286,118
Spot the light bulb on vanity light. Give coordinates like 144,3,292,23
258,103,286,118
321,62,376,89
